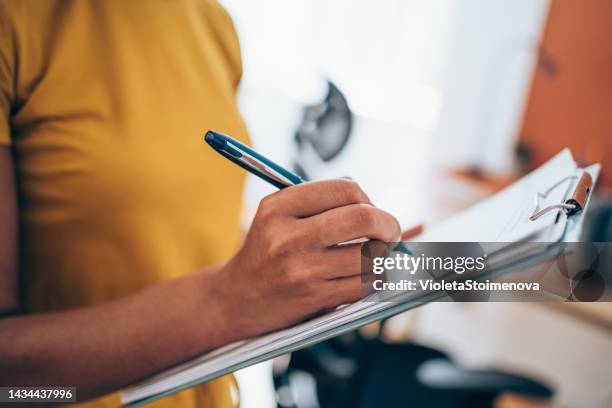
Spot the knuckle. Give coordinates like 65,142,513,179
352,204,377,228
268,232,296,259
331,179,366,204
257,194,279,220
281,265,302,286
283,268,315,296
285,252,303,273
259,229,276,257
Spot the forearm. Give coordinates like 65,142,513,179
0,265,239,401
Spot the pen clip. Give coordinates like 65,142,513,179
224,141,297,188
529,171,592,221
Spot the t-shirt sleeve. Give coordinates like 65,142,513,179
207,1,243,90
0,5,14,146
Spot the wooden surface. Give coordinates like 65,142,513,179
517,0,612,187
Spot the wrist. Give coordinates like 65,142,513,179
194,262,249,347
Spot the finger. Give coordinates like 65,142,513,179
401,224,423,240
320,275,363,308
305,204,401,247
261,179,371,218
311,244,363,279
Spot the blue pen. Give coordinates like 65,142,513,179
204,130,304,189
205,130,411,249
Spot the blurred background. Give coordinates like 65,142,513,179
217,0,612,407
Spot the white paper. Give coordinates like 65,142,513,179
122,149,593,406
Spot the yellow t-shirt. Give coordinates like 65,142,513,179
0,1,249,406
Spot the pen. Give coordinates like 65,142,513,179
204,130,411,250
204,130,304,189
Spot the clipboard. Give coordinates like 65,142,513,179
121,150,601,406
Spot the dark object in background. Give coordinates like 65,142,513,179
570,197,612,301
293,80,353,180
583,199,612,244
273,336,554,408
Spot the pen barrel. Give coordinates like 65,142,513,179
566,172,592,214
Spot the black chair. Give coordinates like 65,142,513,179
274,337,554,408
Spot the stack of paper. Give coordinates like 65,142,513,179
122,149,599,406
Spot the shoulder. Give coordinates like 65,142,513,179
196,0,244,87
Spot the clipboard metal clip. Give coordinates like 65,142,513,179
530,172,593,221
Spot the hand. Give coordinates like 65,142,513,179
214,179,401,338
